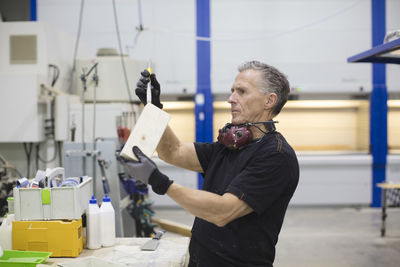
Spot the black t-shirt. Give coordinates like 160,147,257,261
190,131,299,267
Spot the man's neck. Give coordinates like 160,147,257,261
250,121,275,139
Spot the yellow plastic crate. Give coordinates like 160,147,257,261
12,219,83,257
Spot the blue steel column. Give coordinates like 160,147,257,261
30,0,37,21
196,0,213,189
371,0,387,207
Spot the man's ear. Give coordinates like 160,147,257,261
265,93,278,109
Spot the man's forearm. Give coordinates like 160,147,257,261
156,126,202,172
166,183,253,227
156,126,180,163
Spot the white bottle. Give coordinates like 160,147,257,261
100,194,116,247
0,214,15,250
86,196,101,249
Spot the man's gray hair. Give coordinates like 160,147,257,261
238,61,290,116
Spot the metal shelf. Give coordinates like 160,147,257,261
347,38,400,64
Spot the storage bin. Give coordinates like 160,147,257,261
12,219,83,257
13,176,92,221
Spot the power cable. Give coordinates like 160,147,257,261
137,0,143,29
57,141,63,166
70,0,85,93
72,0,85,72
36,140,58,164
23,142,33,178
36,82,59,167
35,146,39,170
126,0,146,65
127,0,144,52
112,0,135,112
49,64,60,87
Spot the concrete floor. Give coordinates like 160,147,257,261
153,206,400,267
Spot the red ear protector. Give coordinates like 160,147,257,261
217,121,277,149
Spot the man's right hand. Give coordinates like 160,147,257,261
135,69,163,109
117,146,173,195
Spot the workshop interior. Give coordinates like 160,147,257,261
0,0,400,266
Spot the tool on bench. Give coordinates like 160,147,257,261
140,230,165,251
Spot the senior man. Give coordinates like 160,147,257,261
120,61,299,267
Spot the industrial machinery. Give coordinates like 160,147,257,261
0,21,76,143
0,20,159,236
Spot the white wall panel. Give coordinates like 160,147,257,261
152,154,374,207
387,155,400,183
211,0,372,94
292,154,372,205
37,0,400,95
0,72,46,142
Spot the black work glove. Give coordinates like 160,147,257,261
117,146,173,195
135,69,163,109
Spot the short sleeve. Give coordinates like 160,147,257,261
194,142,217,175
226,152,293,215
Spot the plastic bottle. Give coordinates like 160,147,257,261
86,196,101,249
100,194,116,247
0,214,15,250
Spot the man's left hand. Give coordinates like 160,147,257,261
117,146,173,195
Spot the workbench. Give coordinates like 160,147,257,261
377,183,400,237
38,237,190,267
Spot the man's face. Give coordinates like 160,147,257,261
228,69,269,125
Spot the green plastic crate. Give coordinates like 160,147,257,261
0,250,52,267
